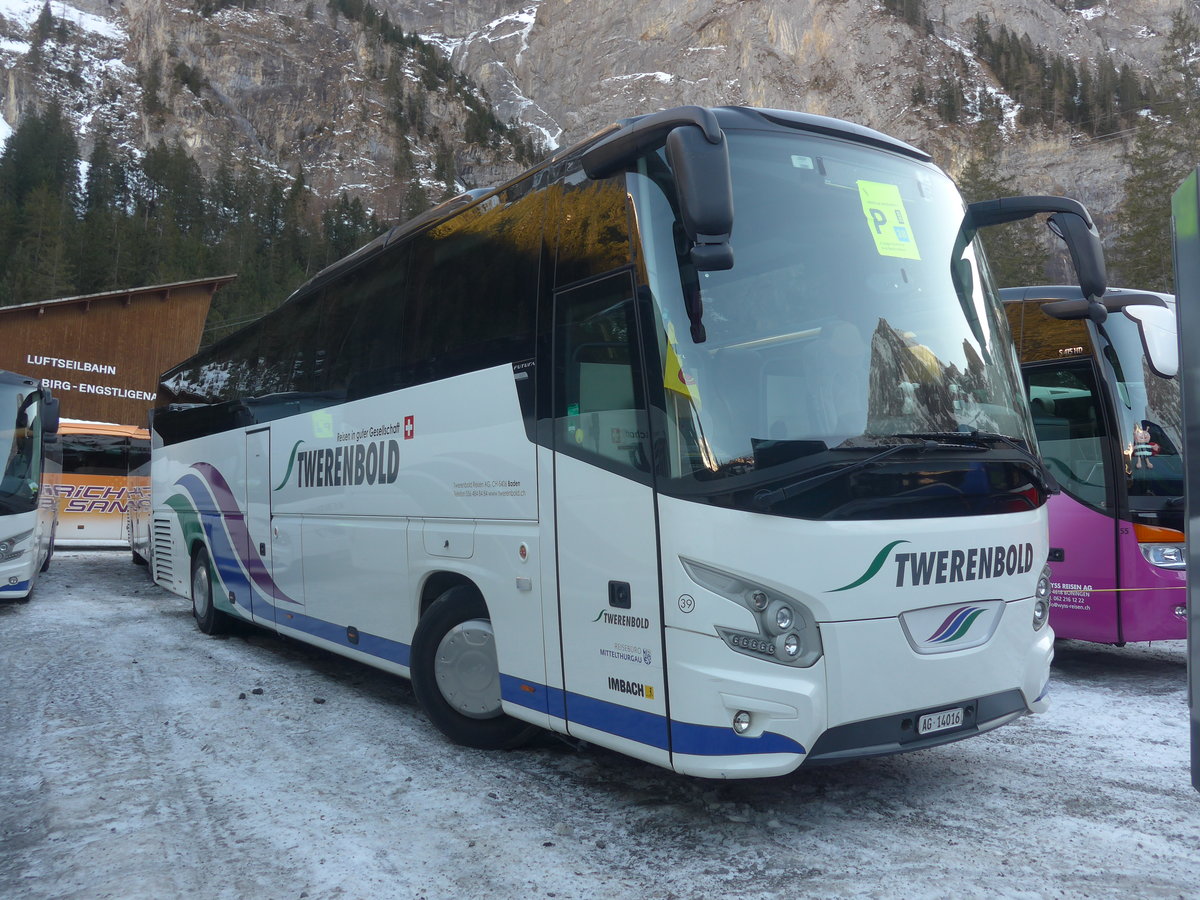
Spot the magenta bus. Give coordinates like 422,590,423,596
1002,286,1184,644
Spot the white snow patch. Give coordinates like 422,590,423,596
1076,5,1106,21
0,111,11,151
605,72,679,85
939,34,1021,131
418,31,461,59
0,0,123,40
3,553,1200,899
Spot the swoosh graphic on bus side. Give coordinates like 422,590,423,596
190,463,296,605
171,476,260,614
173,465,299,606
165,492,205,554
274,440,305,491
828,539,909,592
927,606,986,643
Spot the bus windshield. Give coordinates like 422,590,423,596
1098,306,1184,502
630,129,1032,487
1,383,41,514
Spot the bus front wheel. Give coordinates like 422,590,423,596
410,586,538,750
191,546,229,635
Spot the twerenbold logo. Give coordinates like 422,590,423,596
925,606,986,644
829,540,909,592
830,540,1034,592
274,440,305,490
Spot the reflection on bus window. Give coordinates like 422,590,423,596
1026,365,1108,510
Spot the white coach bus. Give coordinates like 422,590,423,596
146,106,1107,778
1,370,60,601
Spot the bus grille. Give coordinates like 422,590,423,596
152,516,174,588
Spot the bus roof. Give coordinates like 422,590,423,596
58,419,150,439
186,105,942,374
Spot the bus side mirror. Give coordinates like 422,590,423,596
41,396,59,435
665,125,734,271
1047,211,1107,307
1125,303,1180,378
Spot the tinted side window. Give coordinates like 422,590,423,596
554,270,651,477
405,181,542,384
62,435,127,476
159,316,267,405
1026,363,1109,509
328,242,410,399
128,438,150,471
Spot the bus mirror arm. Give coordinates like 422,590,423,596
580,106,734,273
580,106,723,179
965,196,1107,311
1046,211,1107,319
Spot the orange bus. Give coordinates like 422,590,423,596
50,421,150,552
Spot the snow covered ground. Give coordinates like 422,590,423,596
1,551,1197,900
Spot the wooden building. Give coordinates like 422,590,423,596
0,276,235,426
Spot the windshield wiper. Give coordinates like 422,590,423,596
895,430,1060,494
753,439,978,509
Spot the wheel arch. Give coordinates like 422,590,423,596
418,570,484,619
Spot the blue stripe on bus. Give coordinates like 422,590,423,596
670,720,806,757
274,607,411,667
564,690,671,749
501,675,805,757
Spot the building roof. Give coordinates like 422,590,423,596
0,276,237,316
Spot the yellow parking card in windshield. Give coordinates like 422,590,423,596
857,180,921,261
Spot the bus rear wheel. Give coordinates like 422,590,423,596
191,546,229,635
410,586,538,750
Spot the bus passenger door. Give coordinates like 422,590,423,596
551,271,671,769
1024,363,1120,642
245,428,276,626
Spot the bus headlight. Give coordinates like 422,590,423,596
1032,598,1050,631
681,558,823,667
1035,565,1051,601
1139,543,1186,570
0,529,32,562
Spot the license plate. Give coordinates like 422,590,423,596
918,707,964,735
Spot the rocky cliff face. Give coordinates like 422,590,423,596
0,0,1192,228
407,0,1195,224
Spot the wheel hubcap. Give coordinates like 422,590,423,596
192,564,210,616
434,619,502,719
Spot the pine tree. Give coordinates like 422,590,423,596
956,154,1048,288
1111,119,1187,291
1111,7,1200,291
